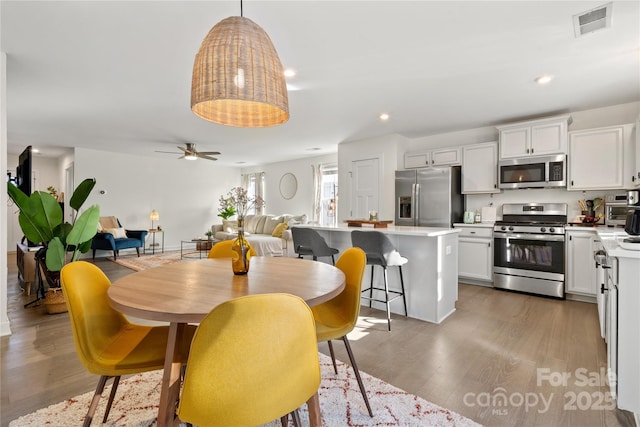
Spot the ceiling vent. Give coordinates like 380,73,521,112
573,2,612,37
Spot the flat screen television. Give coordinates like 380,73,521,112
16,146,32,195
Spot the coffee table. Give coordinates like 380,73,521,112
180,239,215,259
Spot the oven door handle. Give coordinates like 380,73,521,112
493,233,565,242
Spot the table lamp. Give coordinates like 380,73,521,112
150,210,160,230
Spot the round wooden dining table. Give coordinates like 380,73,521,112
108,256,346,427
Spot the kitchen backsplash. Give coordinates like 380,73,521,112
465,188,622,223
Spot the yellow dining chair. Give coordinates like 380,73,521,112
311,247,374,417
60,261,196,427
177,293,321,427
207,239,257,258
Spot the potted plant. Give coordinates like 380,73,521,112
217,201,236,220
205,230,214,242
7,178,100,313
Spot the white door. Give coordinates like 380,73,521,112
351,158,379,218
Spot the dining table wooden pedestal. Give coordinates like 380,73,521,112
108,256,345,427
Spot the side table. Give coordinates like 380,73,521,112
146,229,165,255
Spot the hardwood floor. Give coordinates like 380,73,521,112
1,252,636,427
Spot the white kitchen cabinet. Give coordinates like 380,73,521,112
461,141,499,194
568,124,634,191
404,151,430,168
497,114,571,159
565,229,597,296
404,147,461,169
454,224,493,283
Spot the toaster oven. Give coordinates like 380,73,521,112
605,193,629,226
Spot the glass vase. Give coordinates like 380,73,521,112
231,218,251,275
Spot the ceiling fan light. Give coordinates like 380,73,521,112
191,16,289,128
185,154,198,160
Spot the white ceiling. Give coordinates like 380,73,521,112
2,1,639,166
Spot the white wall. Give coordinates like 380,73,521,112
242,153,337,219
1,52,10,336
337,133,409,222
74,147,241,251
405,101,640,152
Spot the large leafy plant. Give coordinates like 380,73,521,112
7,178,100,276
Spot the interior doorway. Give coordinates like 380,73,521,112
350,157,380,219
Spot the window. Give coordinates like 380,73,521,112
315,163,338,226
242,172,265,215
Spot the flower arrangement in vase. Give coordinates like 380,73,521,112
218,187,265,275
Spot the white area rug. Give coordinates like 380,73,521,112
10,354,480,427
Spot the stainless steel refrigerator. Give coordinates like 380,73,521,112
395,166,463,227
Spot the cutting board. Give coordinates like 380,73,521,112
481,206,497,223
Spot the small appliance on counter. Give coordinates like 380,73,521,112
624,209,640,242
605,193,629,227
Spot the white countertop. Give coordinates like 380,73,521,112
595,228,640,259
301,224,461,237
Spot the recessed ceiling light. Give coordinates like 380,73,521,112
535,75,553,85
284,68,296,78
379,113,390,121
31,148,40,153
235,161,247,164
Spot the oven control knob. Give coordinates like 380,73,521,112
550,227,555,233
501,226,507,231
540,227,546,232
508,226,514,231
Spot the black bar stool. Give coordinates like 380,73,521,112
351,230,408,331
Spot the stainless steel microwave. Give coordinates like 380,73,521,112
498,154,566,189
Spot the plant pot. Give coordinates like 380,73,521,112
44,288,67,314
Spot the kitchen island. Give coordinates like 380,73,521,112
596,229,640,416
298,224,461,324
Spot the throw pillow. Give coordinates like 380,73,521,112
99,216,119,229
103,227,127,239
272,223,288,238
222,220,237,233
288,213,308,227
263,215,283,235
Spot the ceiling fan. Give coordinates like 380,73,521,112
155,143,220,161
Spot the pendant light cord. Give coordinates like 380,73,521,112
240,0,243,17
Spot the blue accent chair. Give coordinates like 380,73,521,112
91,217,148,260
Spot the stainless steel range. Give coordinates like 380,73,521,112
493,203,567,298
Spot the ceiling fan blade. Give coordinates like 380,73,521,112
200,155,218,161
155,150,181,154
177,146,188,153
198,151,221,156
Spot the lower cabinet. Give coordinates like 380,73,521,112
565,229,597,296
454,224,493,283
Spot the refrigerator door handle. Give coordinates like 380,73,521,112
413,183,419,225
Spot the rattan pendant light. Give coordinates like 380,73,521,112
191,3,289,127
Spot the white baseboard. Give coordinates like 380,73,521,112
1,319,12,337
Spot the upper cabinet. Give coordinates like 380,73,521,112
497,114,571,159
404,147,461,169
568,124,634,191
461,142,500,194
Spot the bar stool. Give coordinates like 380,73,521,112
291,227,339,265
351,230,408,331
